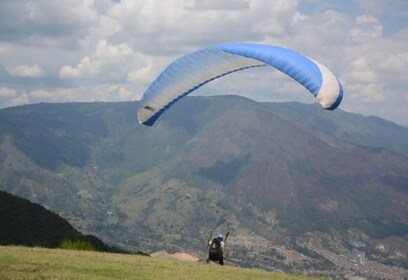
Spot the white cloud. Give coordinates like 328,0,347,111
0,43,12,54
59,56,93,79
6,93,30,107
127,66,153,84
0,87,17,98
0,0,407,126
350,70,377,83
0,0,99,45
291,12,310,25
279,10,349,56
108,0,298,54
6,64,46,78
379,52,408,74
355,15,380,25
348,14,383,40
349,58,377,82
59,40,147,82
21,84,140,103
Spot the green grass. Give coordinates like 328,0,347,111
60,239,97,251
0,246,319,280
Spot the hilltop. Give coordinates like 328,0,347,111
0,96,407,278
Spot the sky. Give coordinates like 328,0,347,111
0,0,407,126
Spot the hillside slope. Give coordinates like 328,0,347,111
0,245,318,280
0,97,407,278
0,190,83,247
0,190,123,252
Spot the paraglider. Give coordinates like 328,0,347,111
206,232,229,265
137,43,343,126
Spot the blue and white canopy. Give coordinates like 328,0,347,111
137,43,343,126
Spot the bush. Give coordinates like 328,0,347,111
60,238,97,251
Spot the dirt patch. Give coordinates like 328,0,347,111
151,250,199,261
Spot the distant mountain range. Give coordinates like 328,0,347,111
0,96,407,278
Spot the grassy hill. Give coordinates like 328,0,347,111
0,246,317,280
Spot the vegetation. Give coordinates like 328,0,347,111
0,190,125,253
199,155,249,185
61,238,97,251
0,190,82,248
0,246,318,280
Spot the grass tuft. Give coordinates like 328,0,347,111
60,238,97,251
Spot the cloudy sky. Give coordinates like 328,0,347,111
0,0,407,126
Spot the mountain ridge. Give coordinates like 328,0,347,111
0,96,407,278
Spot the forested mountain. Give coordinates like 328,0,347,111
1,96,407,277
0,190,123,253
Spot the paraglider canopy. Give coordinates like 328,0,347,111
137,43,343,126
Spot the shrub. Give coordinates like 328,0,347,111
60,238,97,251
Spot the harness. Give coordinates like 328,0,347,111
209,237,223,260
